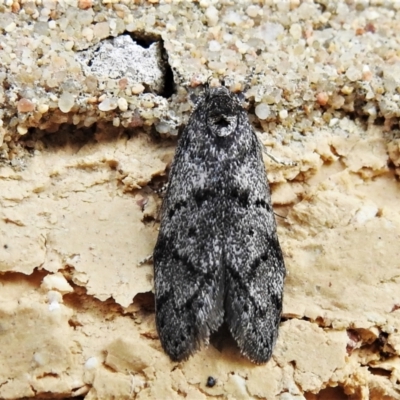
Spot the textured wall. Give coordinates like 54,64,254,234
0,1,400,399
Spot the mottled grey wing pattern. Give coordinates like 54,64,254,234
223,140,285,363
153,114,226,361
153,86,286,363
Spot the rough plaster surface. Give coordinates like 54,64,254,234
1,1,400,400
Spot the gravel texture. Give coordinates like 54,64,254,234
1,1,400,399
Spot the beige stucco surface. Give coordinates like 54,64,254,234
1,1,400,399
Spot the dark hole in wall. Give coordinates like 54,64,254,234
305,386,349,400
0,268,48,290
57,397,85,400
19,124,102,156
94,32,175,99
133,35,157,49
133,292,155,313
141,214,157,225
82,30,175,98
368,367,391,377
123,32,175,98
20,122,159,152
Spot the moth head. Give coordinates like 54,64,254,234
207,111,238,137
206,88,240,137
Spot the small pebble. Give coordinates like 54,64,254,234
17,125,28,135
341,85,353,95
98,98,118,111
78,0,92,9
246,5,260,18
346,66,362,82
93,22,110,40
209,40,221,52
117,97,128,112
316,92,329,106
206,376,216,387
17,98,35,113
205,6,219,26
65,41,74,51
142,99,154,109
119,78,128,90
58,92,75,113
331,94,345,109
289,23,302,40
156,122,170,134
255,103,270,120
131,84,145,95
5,22,16,33
279,109,288,119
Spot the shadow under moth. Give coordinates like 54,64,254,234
153,86,286,363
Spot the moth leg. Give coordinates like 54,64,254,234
262,146,297,167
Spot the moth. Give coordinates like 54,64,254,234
153,86,286,363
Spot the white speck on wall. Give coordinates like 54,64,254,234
85,357,98,370
227,373,248,398
47,290,62,311
353,204,378,225
33,352,45,366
